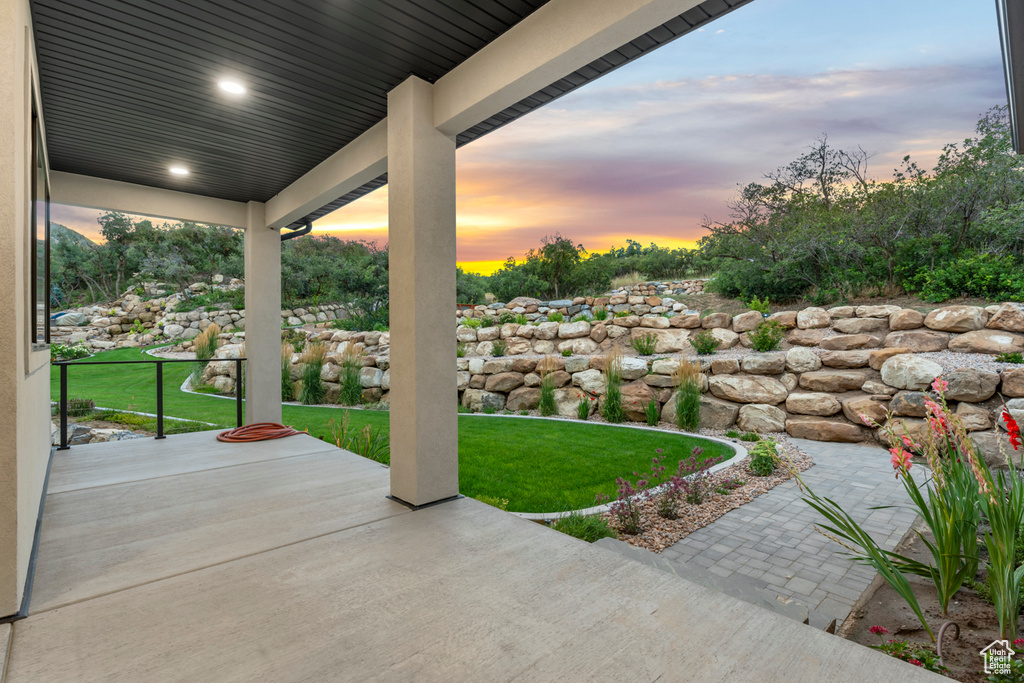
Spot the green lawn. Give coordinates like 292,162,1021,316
53,346,733,512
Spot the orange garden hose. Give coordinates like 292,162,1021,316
217,422,308,442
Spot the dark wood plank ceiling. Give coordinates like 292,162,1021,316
299,0,754,229
32,0,549,204
32,0,753,229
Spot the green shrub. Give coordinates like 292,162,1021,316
602,349,625,423
745,296,770,315
631,333,657,355
281,342,295,402
299,342,328,405
51,342,90,361
726,429,740,439
339,345,364,406
571,313,589,322
514,314,530,325
996,352,1024,364
690,329,721,355
740,432,762,442
748,320,785,352
547,311,564,322
67,397,95,417
672,359,703,431
748,440,778,476
561,348,572,357
491,339,507,356
456,343,467,358
592,306,608,321
614,310,630,318
551,512,617,543
498,310,515,325
910,252,1024,303
482,316,499,329
462,317,483,329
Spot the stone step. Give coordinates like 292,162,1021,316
593,538,837,633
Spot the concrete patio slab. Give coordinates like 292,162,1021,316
4,431,940,681
47,430,337,493
32,451,407,612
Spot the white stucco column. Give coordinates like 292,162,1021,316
387,76,458,507
243,201,283,424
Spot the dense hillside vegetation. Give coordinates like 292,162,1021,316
52,107,1023,312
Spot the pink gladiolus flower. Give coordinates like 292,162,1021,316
931,377,948,394
890,447,911,474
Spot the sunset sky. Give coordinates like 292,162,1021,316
53,0,1007,276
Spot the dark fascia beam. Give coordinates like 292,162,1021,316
997,0,1024,153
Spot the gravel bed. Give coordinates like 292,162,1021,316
605,436,813,554
914,350,1022,374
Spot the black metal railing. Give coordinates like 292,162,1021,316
53,357,245,450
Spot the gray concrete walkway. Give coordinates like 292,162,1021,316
3,431,938,681
663,439,921,622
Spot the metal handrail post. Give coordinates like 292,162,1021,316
155,361,165,440
58,363,69,450
235,358,243,428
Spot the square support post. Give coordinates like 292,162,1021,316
243,201,282,425
387,76,458,507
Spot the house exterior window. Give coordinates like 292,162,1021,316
31,105,49,345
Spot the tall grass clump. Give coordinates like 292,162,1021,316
339,344,364,406
191,322,220,386
327,415,390,464
299,342,328,405
602,347,625,423
551,512,617,543
281,342,295,401
538,355,557,417
631,332,657,355
672,358,703,431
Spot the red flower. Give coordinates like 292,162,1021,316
1004,408,1021,451
869,625,889,636
1014,638,1024,648
909,659,923,667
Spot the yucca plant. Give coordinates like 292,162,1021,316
671,358,703,431
602,347,625,423
339,344,364,406
299,342,328,405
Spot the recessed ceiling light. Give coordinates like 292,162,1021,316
218,79,246,95
169,165,189,176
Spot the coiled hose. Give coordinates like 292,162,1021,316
216,422,307,442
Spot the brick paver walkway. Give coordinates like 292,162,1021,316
663,439,922,621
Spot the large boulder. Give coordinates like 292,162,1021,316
857,304,901,318
987,303,1024,333
883,330,950,352
552,388,589,418
924,305,988,332
456,326,478,342
163,323,185,338
819,350,871,369
557,321,591,339
533,322,559,340
820,334,881,351
632,327,690,353
787,329,827,346
741,353,786,375
889,309,925,331
828,306,857,319
484,372,525,393
786,347,821,373
768,311,798,328
842,396,888,427
882,418,933,450
572,368,605,395
833,318,889,335
948,330,1024,355
708,375,789,405
620,380,656,421
477,326,500,342
786,417,865,443
732,311,764,333
786,392,842,416
639,316,670,329
971,431,1023,469
943,368,1000,403
737,404,787,433
956,402,991,432
696,395,740,430
1003,368,1024,398
619,356,650,380
798,370,868,392
707,328,739,350
796,307,831,329
890,391,928,417
557,338,599,355
868,347,911,370
701,313,732,329
506,387,541,411
880,355,943,391
461,389,505,412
